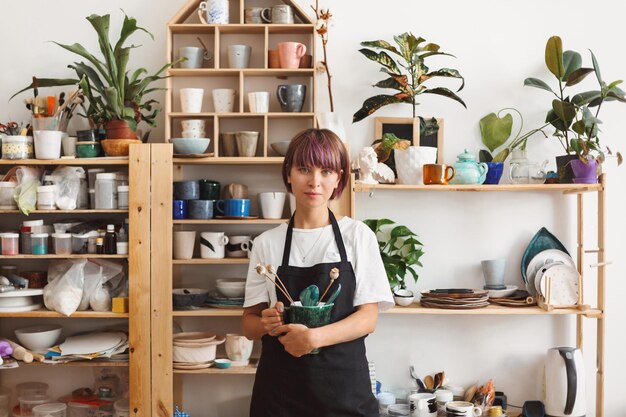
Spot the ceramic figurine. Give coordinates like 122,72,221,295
449,148,488,185
356,147,395,184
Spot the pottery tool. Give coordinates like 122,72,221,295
196,36,210,52
434,371,445,389
410,366,426,390
299,285,319,307
6,339,33,363
255,264,294,304
424,375,434,390
319,267,339,302
324,283,341,305
47,96,56,116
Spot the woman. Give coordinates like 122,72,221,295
242,128,394,417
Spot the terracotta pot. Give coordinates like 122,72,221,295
101,139,142,156
104,119,138,140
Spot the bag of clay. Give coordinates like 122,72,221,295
44,259,87,316
51,166,85,210
81,259,124,312
14,166,44,215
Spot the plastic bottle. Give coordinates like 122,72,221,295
104,225,117,255
116,227,128,255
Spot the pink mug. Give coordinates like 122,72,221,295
277,42,306,69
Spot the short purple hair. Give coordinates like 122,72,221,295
282,129,350,199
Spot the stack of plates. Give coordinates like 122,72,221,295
49,331,129,362
489,290,536,307
420,290,489,309
205,291,244,308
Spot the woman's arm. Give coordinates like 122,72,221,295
242,302,283,340
274,303,379,357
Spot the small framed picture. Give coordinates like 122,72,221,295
374,117,444,163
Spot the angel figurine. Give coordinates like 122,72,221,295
355,147,395,184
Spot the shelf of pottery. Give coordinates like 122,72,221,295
165,0,316,162
0,147,151,417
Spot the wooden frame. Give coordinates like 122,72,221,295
374,116,444,163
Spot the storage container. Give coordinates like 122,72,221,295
67,402,98,417
89,189,96,209
1,233,19,255
87,169,105,190
31,233,49,255
2,135,32,160
95,173,117,209
76,172,89,209
0,182,17,209
52,233,72,255
19,395,51,416
33,403,66,417
113,400,129,417
16,382,48,397
23,220,44,233
72,233,90,254
117,186,129,210
37,185,56,210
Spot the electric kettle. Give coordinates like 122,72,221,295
544,347,586,417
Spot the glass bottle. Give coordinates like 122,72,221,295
104,224,117,255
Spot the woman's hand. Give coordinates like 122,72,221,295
275,324,319,357
260,301,284,336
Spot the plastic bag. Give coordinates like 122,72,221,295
44,259,87,316
82,260,124,311
15,166,43,215
51,166,85,210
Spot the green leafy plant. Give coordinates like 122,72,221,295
364,218,424,292
12,12,178,131
479,108,547,163
353,32,466,124
524,35,625,162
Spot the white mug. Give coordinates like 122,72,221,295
180,88,205,113
179,46,213,69
181,119,206,131
228,44,252,69
226,235,253,258
198,0,229,24
225,333,253,361
445,401,481,417
409,393,437,417
173,231,196,260
212,88,236,113
200,232,229,259
248,92,270,113
259,191,286,219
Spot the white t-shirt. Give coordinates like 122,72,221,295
243,216,394,312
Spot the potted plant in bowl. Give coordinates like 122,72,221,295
364,218,424,306
12,12,179,155
524,35,625,182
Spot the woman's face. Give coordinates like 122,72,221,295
288,165,341,209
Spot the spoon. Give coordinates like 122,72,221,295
324,283,342,305
409,366,426,390
424,375,434,390
299,285,319,306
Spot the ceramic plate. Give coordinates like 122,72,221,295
420,301,489,309
173,153,215,158
533,261,564,296
521,227,570,283
487,285,518,298
539,264,579,306
173,361,214,370
214,215,260,220
0,289,44,297
526,249,575,294
0,303,43,312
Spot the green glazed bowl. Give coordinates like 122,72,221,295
285,303,334,354
76,141,102,158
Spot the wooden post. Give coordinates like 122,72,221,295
596,174,606,417
576,193,583,350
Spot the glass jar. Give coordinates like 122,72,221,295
31,233,49,255
1,233,19,255
76,172,89,209
87,168,105,189
37,185,57,210
117,186,129,209
32,402,67,417
95,173,117,209
0,182,17,209
52,233,72,255
2,135,31,160
20,226,31,254
19,395,51,417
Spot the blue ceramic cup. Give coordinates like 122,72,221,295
188,200,214,219
173,180,200,200
217,198,250,217
173,200,188,219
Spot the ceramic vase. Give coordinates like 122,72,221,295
570,159,599,183
394,146,438,185
484,162,504,184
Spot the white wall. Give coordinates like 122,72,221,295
1,0,625,415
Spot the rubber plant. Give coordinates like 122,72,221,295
12,12,179,137
353,32,466,135
364,218,424,292
524,35,625,163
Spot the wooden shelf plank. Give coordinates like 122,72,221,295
173,219,288,225
169,24,313,34
168,68,314,77
173,157,283,165
169,112,314,118
173,308,243,317
0,210,128,214
0,158,129,166
353,183,603,193
0,309,128,318
173,359,258,374
172,258,249,265
0,254,128,259
386,304,603,316
20,361,128,367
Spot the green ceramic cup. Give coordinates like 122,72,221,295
284,303,334,354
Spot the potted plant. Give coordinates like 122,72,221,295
12,12,178,148
524,35,625,183
364,218,424,306
479,108,547,184
353,32,466,137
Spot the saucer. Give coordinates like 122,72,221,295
487,285,518,298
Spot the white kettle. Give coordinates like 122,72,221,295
544,347,586,417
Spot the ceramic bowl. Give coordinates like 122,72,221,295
393,289,415,306
171,138,210,155
216,285,245,298
216,278,246,286
172,336,224,363
214,358,232,369
76,142,101,158
172,288,209,309
15,324,62,352
270,141,291,156
101,139,142,156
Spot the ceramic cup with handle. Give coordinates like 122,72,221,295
225,333,253,361
261,5,294,24
200,232,229,259
226,235,253,258
423,164,455,185
198,0,229,24
277,84,306,112
409,393,437,417
173,231,196,260
277,42,306,69
259,191,286,219
179,47,213,69
212,88,236,113
445,401,482,417
180,88,205,113
217,198,250,217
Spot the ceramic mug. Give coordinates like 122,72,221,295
34,131,63,159
268,50,281,68
198,0,229,24
220,132,238,156
173,200,188,219
261,5,294,24
212,88,236,113
173,180,200,200
226,235,253,258
445,401,482,417
235,131,259,157
244,7,263,23
180,88,205,113
200,232,229,259
259,191,286,219
199,180,221,200
299,54,312,69
225,183,248,199
188,200,214,219
248,92,270,113
277,42,306,69
277,84,306,112
225,333,253,361
179,47,213,69
217,198,250,217
228,45,252,69
409,393,437,417
481,259,506,289
173,231,196,260
62,135,77,157
423,164,455,185
181,119,206,131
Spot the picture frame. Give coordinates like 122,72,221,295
374,116,444,163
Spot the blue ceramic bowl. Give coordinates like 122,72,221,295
172,138,210,155
76,141,101,158
214,358,231,369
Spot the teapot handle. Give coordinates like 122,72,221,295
478,162,488,175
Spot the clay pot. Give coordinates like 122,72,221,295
104,119,138,140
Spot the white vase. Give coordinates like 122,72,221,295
316,112,346,142
394,146,438,185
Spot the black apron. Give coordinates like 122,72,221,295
250,210,379,417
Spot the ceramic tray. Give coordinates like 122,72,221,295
420,301,490,309
487,285,518,298
421,290,488,299
521,227,570,283
173,361,214,370
173,152,215,158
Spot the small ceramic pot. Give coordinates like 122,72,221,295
484,162,504,185
393,289,414,306
173,181,200,200
285,303,334,354
173,288,209,309
76,141,102,158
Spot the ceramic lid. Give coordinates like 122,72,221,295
456,148,476,162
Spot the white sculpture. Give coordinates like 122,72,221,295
356,147,395,184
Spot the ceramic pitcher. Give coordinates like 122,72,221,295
449,148,488,185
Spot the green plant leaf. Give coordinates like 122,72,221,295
391,225,415,239
420,68,465,91
52,41,111,84
524,77,556,94
419,117,439,137
565,68,594,87
114,12,152,56
404,237,423,247
479,112,513,152
607,80,623,90
572,120,586,135
479,150,493,163
86,14,118,89
545,36,565,79
421,87,467,108
373,75,412,95
552,99,576,123
360,40,401,57
545,109,570,132
492,148,511,163
353,94,408,123
394,32,424,63
590,50,603,84
606,91,626,103
358,48,400,74
10,78,79,100
571,90,602,106
562,50,582,80
70,63,106,94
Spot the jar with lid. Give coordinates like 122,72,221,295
87,168,105,189
52,233,72,255
1,233,19,255
23,219,44,234
1,135,31,160
116,227,128,255
43,175,55,186
16,382,48,397
76,172,89,209
95,173,118,209
32,402,67,417
19,395,51,417
117,186,129,209
31,233,49,255
37,185,57,210
0,182,17,209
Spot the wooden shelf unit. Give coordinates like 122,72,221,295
20,361,129,368
354,182,603,194
173,359,258,374
173,218,288,225
173,156,284,165
0,158,129,166
0,209,129,214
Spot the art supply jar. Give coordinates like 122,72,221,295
31,233,49,255
33,402,67,417
113,399,129,417
87,168,105,189
23,220,44,234
117,186,129,210
19,395,51,416
0,182,17,209
95,173,117,209
76,172,89,209
37,185,57,210
1,135,31,160
52,233,72,255
1,233,19,255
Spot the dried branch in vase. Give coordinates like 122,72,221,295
311,1,334,112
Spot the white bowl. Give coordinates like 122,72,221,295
15,325,62,352
216,278,246,286
216,285,245,298
393,289,415,307
172,336,224,363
